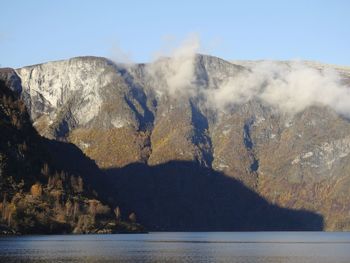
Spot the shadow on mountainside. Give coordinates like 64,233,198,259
27,136,324,232
42,139,113,201
104,161,324,231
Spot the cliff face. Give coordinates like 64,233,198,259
0,78,142,234
7,55,350,230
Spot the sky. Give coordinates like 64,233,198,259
0,0,349,68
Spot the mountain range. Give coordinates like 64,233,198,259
1,53,350,231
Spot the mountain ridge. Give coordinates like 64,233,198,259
2,54,350,230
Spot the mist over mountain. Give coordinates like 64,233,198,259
2,50,350,231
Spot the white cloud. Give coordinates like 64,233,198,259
208,60,350,116
146,34,200,96
110,42,134,64
111,34,350,117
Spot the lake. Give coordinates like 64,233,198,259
0,232,349,262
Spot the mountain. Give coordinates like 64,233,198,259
2,54,350,230
0,77,143,234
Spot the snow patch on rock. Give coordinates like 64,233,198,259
111,117,128,128
302,152,313,159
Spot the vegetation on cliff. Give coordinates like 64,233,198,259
0,80,144,235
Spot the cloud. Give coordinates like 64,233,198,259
146,34,200,96
207,61,350,116
111,34,350,117
110,42,134,64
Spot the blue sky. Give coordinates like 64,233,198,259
0,0,349,68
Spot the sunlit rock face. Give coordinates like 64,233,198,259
0,78,145,235
9,55,350,230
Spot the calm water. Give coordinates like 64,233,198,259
0,232,350,262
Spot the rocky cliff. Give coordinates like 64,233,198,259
4,54,350,230
0,77,143,234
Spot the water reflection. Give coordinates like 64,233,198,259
0,232,350,263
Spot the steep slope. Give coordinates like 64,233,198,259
10,55,350,230
16,57,155,168
0,79,143,234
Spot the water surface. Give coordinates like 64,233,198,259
0,232,349,262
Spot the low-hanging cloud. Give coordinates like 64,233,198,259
207,61,350,116
110,42,134,65
146,34,200,96
118,34,350,117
